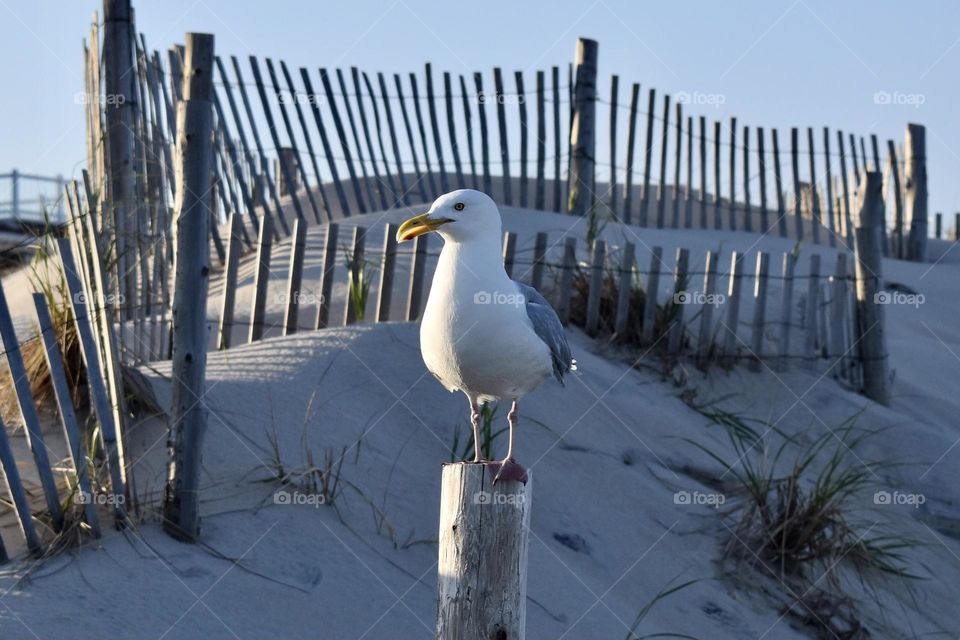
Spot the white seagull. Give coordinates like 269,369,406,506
396,190,575,483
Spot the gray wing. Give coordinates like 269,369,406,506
513,281,575,384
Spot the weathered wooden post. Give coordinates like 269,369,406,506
904,123,928,262
567,38,598,216
163,32,216,541
276,146,299,196
852,171,889,405
437,463,531,640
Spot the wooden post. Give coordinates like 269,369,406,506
713,120,722,229
103,0,138,320
728,117,737,229
904,123,928,262
671,102,683,228
804,254,821,369
585,240,605,335
410,72,438,199
460,74,479,190
806,127,822,245
444,72,465,189
164,33,215,542
935,212,943,239
437,463,531,640
352,66,389,210
699,116,707,228
790,128,803,241
249,215,273,342
337,68,376,209
283,218,307,335
377,223,399,321
641,247,663,343
772,129,788,237
492,68,512,204
607,74,619,217
853,171,889,404
301,68,352,216
0,412,42,556
823,127,836,246
742,125,751,231
425,63,449,193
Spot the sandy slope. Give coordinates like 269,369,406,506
1,208,959,639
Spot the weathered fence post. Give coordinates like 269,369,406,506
437,463,531,640
163,32,216,542
853,171,890,404
904,123,928,262
567,38,598,216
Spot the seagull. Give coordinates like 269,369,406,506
396,189,574,484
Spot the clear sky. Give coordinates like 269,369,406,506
1,0,957,227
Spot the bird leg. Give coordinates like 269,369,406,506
492,400,528,484
470,401,488,463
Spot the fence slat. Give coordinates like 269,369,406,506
363,71,399,207
697,250,719,363
531,232,548,290
473,72,493,196
749,253,770,371
0,413,42,556
407,233,430,321
59,239,127,523
804,254,821,369
757,127,768,234
377,72,410,206
249,215,274,342
685,115,694,228
823,127,836,246
671,101,682,228
608,74,619,218
316,223,339,329
622,82,640,225
728,117,737,229
837,131,853,246
806,127,822,244
0,282,64,531
535,71,546,210
502,231,517,278
699,116,707,228
33,293,101,537
742,125,751,232
301,68,352,216
444,72,465,189
409,72,438,199
557,238,576,324
280,60,332,221
283,219,307,335
655,93,670,228
770,128,787,237
585,240,605,335
828,253,849,378
713,120,722,229
337,68,376,209
668,248,689,354
351,67,388,210
493,67,512,205
641,246,663,343
321,67,367,212
722,252,744,366
551,66,562,212
265,58,323,223
640,88,656,227
218,213,243,349
377,223,399,322
516,70,529,208
613,241,635,337
345,226,367,325
424,63,449,194
459,75,478,190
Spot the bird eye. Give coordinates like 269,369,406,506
453,202,465,211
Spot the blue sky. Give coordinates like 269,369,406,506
1,0,957,226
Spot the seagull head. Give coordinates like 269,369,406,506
396,189,502,244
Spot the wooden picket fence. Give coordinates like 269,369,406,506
0,5,902,558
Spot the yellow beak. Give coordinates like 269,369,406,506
396,213,450,242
